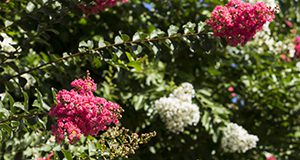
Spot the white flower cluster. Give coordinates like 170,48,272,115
169,82,195,102
241,22,295,57
154,83,200,133
226,20,296,57
221,123,259,153
0,32,17,53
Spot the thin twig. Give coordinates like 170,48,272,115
7,32,205,80
0,112,47,125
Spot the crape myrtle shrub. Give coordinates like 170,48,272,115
0,0,299,160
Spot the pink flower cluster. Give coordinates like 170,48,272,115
207,0,275,46
294,36,300,58
80,0,128,15
49,76,122,144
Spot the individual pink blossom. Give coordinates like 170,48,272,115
266,155,277,160
228,86,234,92
231,93,237,97
207,0,275,46
36,152,54,160
80,0,128,15
295,36,300,58
50,76,123,144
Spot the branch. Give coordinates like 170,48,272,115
0,112,47,125
7,31,205,80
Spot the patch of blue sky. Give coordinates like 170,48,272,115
143,2,153,11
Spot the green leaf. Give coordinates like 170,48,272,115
13,102,27,112
164,39,175,52
98,39,106,48
33,89,50,111
197,21,205,33
62,149,72,160
150,29,165,39
0,124,12,137
120,34,130,41
183,22,196,34
37,118,46,129
207,67,221,76
7,62,19,72
51,87,57,103
151,43,159,54
86,40,94,49
79,40,94,51
0,101,10,118
201,111,210,130
5,92,15,113
35,37,51,47
40,144,51,152
102,83,111,99
167,25,179,36
212,131,219,143
114,36,124,44
88,141,96,156
127,61,142,72
125,52,134,62
22,91,29,111
45,28,59,35
198,89,212,97
26,2,35,12
132,32,140,41
133,95,144,111
92,58,102,68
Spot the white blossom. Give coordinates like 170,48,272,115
244,23,295,57
221,123,259,153
154,83,200,133
169,82,195,103
296,62,300,71
0,32,17,53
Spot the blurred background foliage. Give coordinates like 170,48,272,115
0,0,299,159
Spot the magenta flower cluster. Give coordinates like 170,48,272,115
80,0,128,15
207,0,275,46
295,36,300,58
49,77,122,144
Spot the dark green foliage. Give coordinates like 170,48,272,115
0,0,299,159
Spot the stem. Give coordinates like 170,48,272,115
7,32,205,80
0,112,47,125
